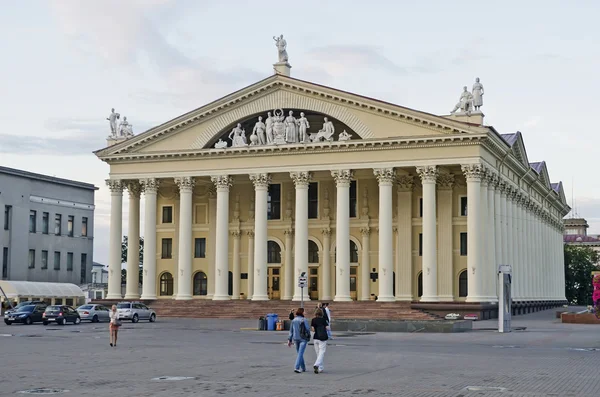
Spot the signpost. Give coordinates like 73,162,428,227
298,272,307,309
498,264,512,333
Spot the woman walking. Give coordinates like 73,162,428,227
287,308,311,373
311,308,329,373
109,305,121,347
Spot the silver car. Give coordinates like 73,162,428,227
76,304,111,323
116,302,156,323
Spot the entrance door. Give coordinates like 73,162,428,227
350,267,357,301
267,267,280,300
309,267,318,300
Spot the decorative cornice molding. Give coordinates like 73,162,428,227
106,179,123,193
416,165,438,183
290,171,312,187
331,169,353,187
249,173,271,189
373,168,396,185
174,176,196,192
211,175,233,190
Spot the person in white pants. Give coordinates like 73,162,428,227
323,303,333,339
311,308,330,373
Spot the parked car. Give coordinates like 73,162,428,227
116,302,156,323
4,304,46,325
42,305,81,325
76,304,111,322
4,301,47,317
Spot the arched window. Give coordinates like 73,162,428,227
308,240,319,263
267,241,281,263
350,241,359,263
417,272,423,298
458,270,468,297
193,272,207,296
160,272,173,296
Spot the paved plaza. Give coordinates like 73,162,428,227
1,309,599,397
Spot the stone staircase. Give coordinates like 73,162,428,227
94,299,441,321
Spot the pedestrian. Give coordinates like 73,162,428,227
323,302,333,339
287,307,311,373
288,309,295,321
311,308,329,373
109,305,121,347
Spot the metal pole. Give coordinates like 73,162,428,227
301,287,304,309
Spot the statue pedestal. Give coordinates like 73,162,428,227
106,136,128,147
273,62,291,77
443,111,484,126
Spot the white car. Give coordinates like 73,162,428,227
76,304,111,322
116,302,156,323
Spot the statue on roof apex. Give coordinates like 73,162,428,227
107,108,120,137
450,86,474,114
472,77,484,111
119,116,134,137
273,34,288,63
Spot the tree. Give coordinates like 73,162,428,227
121,236,145,285
564,245,599,305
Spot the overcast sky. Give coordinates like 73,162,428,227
1,1,599,266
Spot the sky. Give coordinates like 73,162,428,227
1,0,600,266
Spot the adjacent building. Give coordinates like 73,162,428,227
94,50,570,313
563,217,600,263
0,166,97,284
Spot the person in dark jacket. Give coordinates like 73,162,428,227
287,308,311,373
311,308,330,373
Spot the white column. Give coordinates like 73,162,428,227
500,184,509,273
417,165,439,302
246,231,255,299
140,178,159,300
485,175,497,302
494,182,503,269
479,175,490,300
514,197,524,300
231,231,241,299
558,225,566,301
211,175,232,300
174,177,195,300
291,172,311,301
506,192,517,300
360,227,371,301
524,203,533,300
461,165,484,302
374,168,395,301
283,229,294,300
331,170,353,302
207,191,217,298
321,229,332,300
396,176,414,301
106,179,124,300
250,173,270,301
533,207,542,300
125,182,142,300
543,214,550,300
436,174,454,301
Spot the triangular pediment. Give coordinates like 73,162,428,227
95,74,488,157
530,161,552,189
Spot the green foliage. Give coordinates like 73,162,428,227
564,245,599,305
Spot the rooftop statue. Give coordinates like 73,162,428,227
472,77,484,111
228,123,247,147
214,139,228,149
313,117,335,142
273,34,288,63
450,86,474,114
338,130,351,141
107,108,120,137
119,116,134,137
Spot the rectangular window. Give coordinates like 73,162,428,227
419,198,423,217
418,233,423,256
2,247,8,278
161,238,173,259
308,182,318,219
67,252,73,271
267,184,281,220
4,205,11,230
54,251,61,270
29,210,37,233
28,249,35,269
162,206,173,223
41,250,48,270
349,180,357,218
81,217,88,237
67,215,74,237
194,238,206,258
80,253,87,284
42,212,49,234
460,197,468,216
54,214,62,235
460,232,468,256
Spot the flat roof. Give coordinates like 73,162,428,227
0,165,98,191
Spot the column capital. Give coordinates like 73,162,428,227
331,169,354,187
231,230,242,238
283,228,294,236
139,178,159,194
106,179,124,193
290,171,312,187
461,163,485,182
373,168,396,185
486,170,500,189
416,165,438,183
174,176,196,193
360,227,371,236
437,173,455,190
246,230,255,238
126,180,143,199
321,228,331,236
211,175,233,191
249,173,271,189
396,175,415,192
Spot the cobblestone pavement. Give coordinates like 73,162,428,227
1,308,599,397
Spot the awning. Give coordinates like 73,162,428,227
0,280,85,300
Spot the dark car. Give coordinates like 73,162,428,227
4,301,47,317
4,304,46,325
42,305,81,325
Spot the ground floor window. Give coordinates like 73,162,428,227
459,270,468,297
193,272,207,295
160,272,174,296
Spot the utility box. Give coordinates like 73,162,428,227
498,264,512,333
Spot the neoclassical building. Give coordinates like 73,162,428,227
95,58,569,309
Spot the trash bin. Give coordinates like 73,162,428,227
266,313,278,331
258,317,266,331
283,319,291,331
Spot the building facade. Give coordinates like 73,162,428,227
563,217,600,263
0,166,97,284
95,69,570,306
